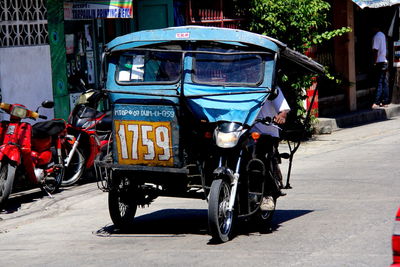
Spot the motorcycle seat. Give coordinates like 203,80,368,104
32,120,66,138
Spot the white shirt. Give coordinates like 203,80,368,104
252,87,290,138
372,31,387,63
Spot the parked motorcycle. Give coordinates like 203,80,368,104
62,89,111,186
0,101,66,210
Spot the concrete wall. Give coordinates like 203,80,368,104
0,45,54,121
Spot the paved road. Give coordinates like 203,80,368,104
1,117,399,266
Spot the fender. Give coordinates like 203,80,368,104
0,144,21,165
213,166,235,183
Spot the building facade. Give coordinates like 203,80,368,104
1,0,398,119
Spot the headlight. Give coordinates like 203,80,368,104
10,105,28,119
215,131,241,148
214,122,244,148
77,91,95,105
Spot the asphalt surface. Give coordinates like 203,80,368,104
0,116,399,266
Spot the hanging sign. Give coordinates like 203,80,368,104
352,0,400,9
64,1,133,20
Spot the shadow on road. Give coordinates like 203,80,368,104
273,209,314,225
1,178,98,215
94,208,313,239
96,209,209,237
1,190,47,214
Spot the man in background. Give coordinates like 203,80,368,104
371,26,389,109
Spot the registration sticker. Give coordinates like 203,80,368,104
176,32,190,39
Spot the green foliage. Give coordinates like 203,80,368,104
247,0,351,136
248,0,329,51
312,27,352,46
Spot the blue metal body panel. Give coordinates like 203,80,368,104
106,26,281,53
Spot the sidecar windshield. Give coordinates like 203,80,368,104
193,48,265,86
116,50,181,84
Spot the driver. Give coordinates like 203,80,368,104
252,86,290,211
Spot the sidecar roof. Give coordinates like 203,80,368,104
106,26,324,74
107,26,281,53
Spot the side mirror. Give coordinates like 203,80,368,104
41,100,54,109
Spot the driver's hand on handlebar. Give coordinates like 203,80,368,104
273,110,289,125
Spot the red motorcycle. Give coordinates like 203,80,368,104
62,89,111,186
0,101,66,210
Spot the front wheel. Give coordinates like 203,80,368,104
208,179,234,243
108,181,137,230
0,162,16,210
61,142,85,186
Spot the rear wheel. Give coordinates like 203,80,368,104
254,157,279,232
256,196,276,233
0,162,16,210
42,165,64,194
208,178,234,243
42,150,65,194
108,179,137,230
62,142,85,186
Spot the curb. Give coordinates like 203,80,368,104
314,104,400,134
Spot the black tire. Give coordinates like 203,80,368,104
61,142,85,186
108,182,137,230
0,162,16,210
208,178,234,243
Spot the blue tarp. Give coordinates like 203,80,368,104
353,0,400,9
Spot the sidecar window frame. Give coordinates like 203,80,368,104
114,49,183,85
189,44,273,87
111,46,275,91
191,52,266,87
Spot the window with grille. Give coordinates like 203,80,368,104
0,0,48,47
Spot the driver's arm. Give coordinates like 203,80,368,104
274,110,289,124
271,87,290,124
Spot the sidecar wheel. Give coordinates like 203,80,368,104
208,179,234,243
109,188,137,230
0,162,16,210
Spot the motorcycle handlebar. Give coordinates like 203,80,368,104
255,116,273,124
0,102,10,111
255,116,282,130
0,102,46,120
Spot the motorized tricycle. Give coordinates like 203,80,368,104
95,26,323,242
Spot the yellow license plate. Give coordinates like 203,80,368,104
115,120,174,166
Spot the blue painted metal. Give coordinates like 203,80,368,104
106,26,281,53
183,84,267,124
